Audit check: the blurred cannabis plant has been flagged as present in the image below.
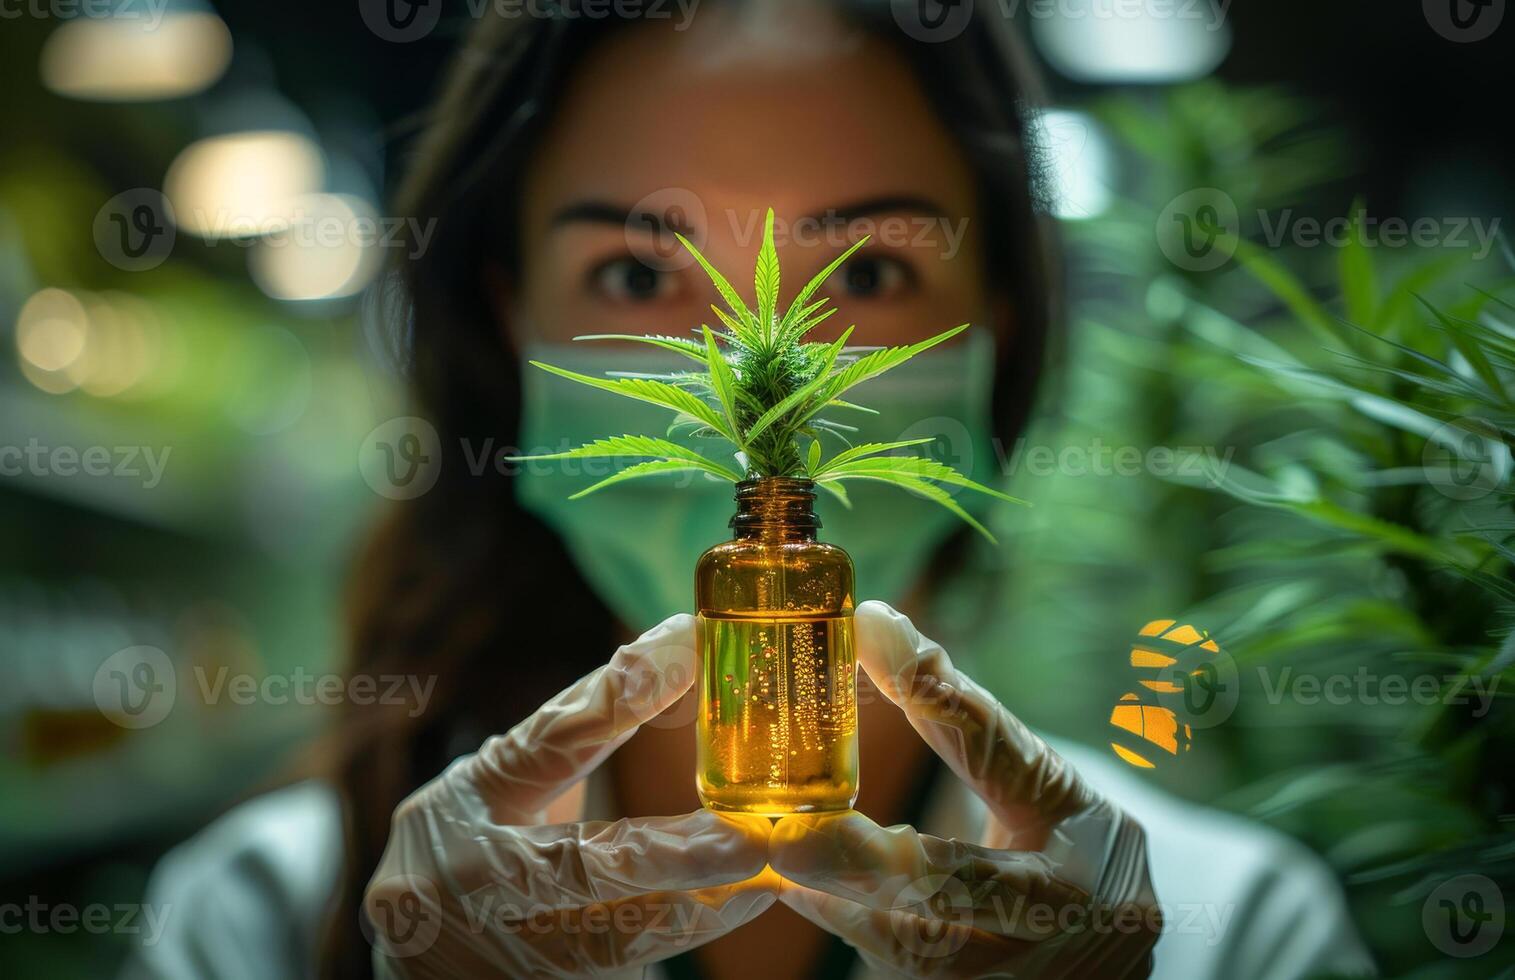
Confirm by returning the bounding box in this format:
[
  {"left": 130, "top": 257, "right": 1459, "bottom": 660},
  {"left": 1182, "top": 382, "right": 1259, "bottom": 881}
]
[
  {"left": 985, "top": 82, "right": 1512, "bottom": 977},
  {"left": 1176, "top": 227, "right": 1515, "bottom": 974}
]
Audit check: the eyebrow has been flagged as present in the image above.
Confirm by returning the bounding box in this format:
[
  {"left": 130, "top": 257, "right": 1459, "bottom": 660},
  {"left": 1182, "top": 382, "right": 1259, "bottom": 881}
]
[
  {"left": 806, "top": 194, "right": 949, "bottom": 223},
  {"left": 550, "top": 201, "right": 639, "bottom": 228},
  {"left": 548, "top": 194, "right": 952, "bottom": 233}
]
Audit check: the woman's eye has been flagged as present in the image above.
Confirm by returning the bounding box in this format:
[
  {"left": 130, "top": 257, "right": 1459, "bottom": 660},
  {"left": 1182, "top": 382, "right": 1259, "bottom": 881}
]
[
  {"left": 828, "top": 254, "right": 914, "bottom": 299},
  {"left": 589, "top": 257, "right": 675, "bottom": 302}
]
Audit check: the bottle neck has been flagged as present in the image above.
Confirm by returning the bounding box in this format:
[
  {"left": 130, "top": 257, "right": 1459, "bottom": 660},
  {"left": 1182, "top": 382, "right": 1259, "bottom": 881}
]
[{"left": 730, "top": 477, "right": 820, "bottom": 542}]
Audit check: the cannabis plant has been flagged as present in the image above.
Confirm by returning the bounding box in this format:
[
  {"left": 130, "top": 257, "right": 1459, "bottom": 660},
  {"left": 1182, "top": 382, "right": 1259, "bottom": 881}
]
[
  {"left": 1002, "top": 81, "right": 1513, "bottom": 976},
  {"left": 512, "top": 208, "right": 1020, "bottom": 540},
  {"left": 1186, "top": 220, "right": 1515, "bottom": 962}
]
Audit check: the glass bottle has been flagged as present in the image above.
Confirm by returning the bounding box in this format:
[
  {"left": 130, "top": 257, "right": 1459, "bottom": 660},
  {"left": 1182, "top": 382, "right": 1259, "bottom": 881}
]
[{"left": 695, "top": 477, "right": 858, "bottom": 815}]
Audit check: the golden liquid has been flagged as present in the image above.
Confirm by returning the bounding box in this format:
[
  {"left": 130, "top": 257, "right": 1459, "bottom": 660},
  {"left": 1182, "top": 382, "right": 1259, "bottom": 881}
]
[{"left": 696, "top": 610, "right": 858, "bottom": 815}]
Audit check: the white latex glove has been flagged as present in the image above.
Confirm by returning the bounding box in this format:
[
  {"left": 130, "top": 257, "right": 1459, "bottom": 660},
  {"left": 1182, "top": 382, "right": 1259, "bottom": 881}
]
[
  {"left": 770, "top": 601, "right": 1160, "bottom": 978},
  {"left": 363, "top": 614, "right": 775, "bottom": 979}
]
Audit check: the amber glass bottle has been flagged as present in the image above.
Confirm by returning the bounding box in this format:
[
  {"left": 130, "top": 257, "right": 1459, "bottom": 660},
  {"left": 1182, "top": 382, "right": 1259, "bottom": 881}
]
[{"left": 695, "top": 477, "right": 858, "bottom": 815}]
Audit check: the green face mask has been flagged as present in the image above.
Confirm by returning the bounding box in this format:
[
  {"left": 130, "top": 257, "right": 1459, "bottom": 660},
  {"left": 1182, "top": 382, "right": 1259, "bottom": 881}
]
[{"left": 515, "top": 332, "right": 1000, "bottom": 630}]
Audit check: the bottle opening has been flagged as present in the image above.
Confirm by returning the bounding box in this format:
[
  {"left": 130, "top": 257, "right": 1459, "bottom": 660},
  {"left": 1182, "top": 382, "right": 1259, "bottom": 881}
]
[{"left": 731, "top": 477, "right": 821, "bottom": 534}]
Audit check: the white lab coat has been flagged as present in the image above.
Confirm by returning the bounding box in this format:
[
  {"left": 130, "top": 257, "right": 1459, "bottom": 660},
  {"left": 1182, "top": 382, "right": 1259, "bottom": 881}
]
[{"left": 119, "top": 740, "right": 1376, "bottom": 979}]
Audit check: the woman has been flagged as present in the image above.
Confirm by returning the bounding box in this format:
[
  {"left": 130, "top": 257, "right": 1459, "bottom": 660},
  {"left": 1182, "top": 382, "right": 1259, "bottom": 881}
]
[{"left": 125, "top": 2, "right": 1377, "bottom": 978}]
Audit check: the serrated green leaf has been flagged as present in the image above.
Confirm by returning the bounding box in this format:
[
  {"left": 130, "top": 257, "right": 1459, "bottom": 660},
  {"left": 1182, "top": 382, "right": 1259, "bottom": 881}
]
[
  {"left": 529, "top": 361, "right": 736, "bottom": 443},
  {"left": 817, "top": 454, "right": 1026, "bottom": 504},
  {"left": 568, "top": 459, "right": 714, "bottom": 499},
  {"left": 816, "top": 480, "right": 852, "bottom": 508},
  {"left": 779, "top": 236, "right": 870, "bottom": 338},
  {"left": 755, "top": 208, "right": 780, "bottom": 344},
  {"left": 709, "top": 306, "right": 752, "bottom": 345},
  {"left": 606, "top": 369, "right": 705, "bottom": 386},
  {"left": 507, "top": 434, "right": 742, "bottom": 482},
  {"left": 788, "top": 297, "right": 830, "bottom": 330},
  {"left": 702, "top": 326, "right": 745, "bottom": 451},
  {"left": 811, "top": 438, "right": 936, "bottom": 476},
  {"left": 819, "top": 469, "right": 998, "bottom": 543},
  {"left": 788, "top": 306, "right": 838, "bottom": 341},
  {"left": 806, "top": 438, "right": 821, "bottom": 475},
  {"left": 573, "top": 334, "right": 708, "bottom": 363},
  {"left": 822, "top": 323, "right": 970, "bottom": 402},
  {"left": 677, "top": 232, "right": 757, "bottom": 343},
  {"left": 826, "top": 398, "right": 878, "bottom": 414},
  {"left": 666, "top": 417, "right": 722, "bottom": 440}
]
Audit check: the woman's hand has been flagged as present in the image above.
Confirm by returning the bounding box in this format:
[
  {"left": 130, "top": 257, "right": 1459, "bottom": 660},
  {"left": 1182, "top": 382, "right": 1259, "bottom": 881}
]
[
  {"left": 769, "top": 601, "right": 1161, "bottom": 979},
  {"left": 363, "top": 614, "right": 775, "bottom": 979}
]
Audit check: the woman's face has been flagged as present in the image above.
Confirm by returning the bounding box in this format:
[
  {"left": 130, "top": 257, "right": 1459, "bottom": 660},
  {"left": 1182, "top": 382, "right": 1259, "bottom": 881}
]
[{"left": 507, "top": 6, "right": 991, "bottom": 351}]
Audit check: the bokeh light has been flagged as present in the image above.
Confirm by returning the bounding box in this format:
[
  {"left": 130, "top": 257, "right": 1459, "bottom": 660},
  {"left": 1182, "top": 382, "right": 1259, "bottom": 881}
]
[
  {"left": 163, "top": 131, "right": 325, "bottom": 239},
  {"left": 70, "top": 292, "right": 159, "bottom": 397},
  {"left": 39, "top": 12, "right": 233, "bottom": 102},
  {"left": 1032, "top": 109, "right": 1115, "bottom": 221},
  {"left": 15, "top": 288, "right": 93, "bottom": 396},
  {"left": 1031, "top": 2, "right": 1232, "bottom": 84},
  {"left": 248, "top": 193, "right": 382, "bottom": 302},
  {"left": 14, "top": 289, "right": 165, "bottom": 398}
]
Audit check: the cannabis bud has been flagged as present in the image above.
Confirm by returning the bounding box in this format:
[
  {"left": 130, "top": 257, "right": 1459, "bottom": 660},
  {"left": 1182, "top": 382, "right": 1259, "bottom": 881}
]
[{"left": 510, "top": 208, "right": 1021, "bottom": 541}]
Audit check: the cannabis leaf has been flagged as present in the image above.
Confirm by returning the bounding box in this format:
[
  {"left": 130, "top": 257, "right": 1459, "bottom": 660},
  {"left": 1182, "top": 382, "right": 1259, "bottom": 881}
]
[
  {"left": 526, "top": 361, "right": 738, "bottom": 443},
  {"left": 510, "top": 434, "right": 742, "bottom": 486},
  {"left": 574, "top": 334, "right": 709, "bottom": 363},
  {"left": 755, "top": 209, "right": 780, "bottom": 344}
]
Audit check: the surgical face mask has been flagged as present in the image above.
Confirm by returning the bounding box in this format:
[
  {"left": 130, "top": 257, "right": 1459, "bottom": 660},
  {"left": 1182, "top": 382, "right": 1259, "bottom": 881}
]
[{"left": 515, "top": 331, "right": 1000, "bottom": 630}]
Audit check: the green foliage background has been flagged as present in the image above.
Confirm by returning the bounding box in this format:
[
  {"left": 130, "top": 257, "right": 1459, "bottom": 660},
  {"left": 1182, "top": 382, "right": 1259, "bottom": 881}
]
[{"left": 966, "top": 83, "right": 1513, "bottom": 977}]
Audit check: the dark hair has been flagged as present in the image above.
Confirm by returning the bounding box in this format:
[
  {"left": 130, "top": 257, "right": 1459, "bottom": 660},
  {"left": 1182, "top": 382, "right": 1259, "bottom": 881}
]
[{"left": 321, "top": 3, "right": 1060, "bottom": 976}]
